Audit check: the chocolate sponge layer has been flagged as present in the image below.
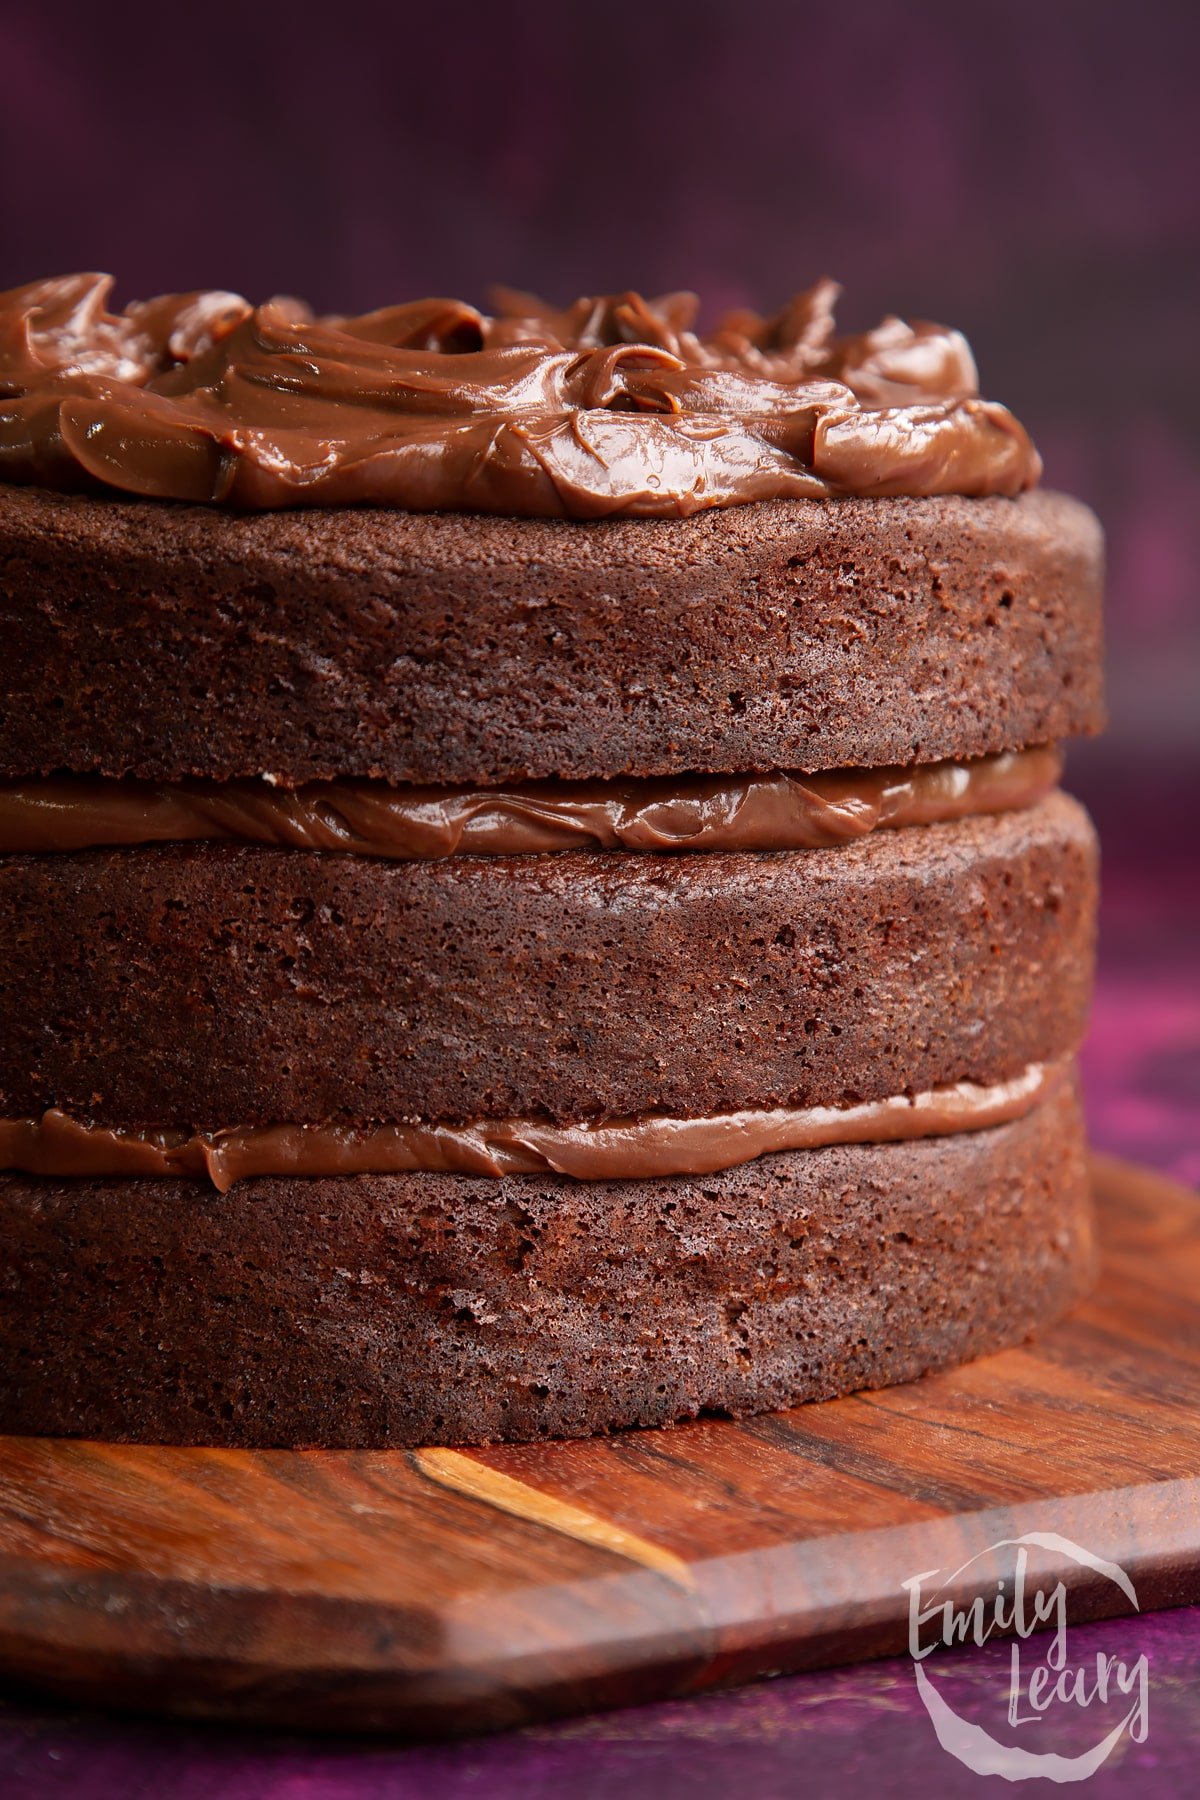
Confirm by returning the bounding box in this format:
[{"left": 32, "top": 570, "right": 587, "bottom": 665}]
[
  {"left": 0, "top": 1076, "right": 1095, "bottom": 1448},
  {"left": 0, "top": 791, "right": 1097, "bottom": 1128},
  {"left": 0, "top": 486, "right": 1103, "bottom": 784}
]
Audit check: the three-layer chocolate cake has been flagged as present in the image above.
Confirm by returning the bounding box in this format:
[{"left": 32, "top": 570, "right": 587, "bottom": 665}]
[{"left": 0, "top": 276, "right": 1103, "bottom": 1445}]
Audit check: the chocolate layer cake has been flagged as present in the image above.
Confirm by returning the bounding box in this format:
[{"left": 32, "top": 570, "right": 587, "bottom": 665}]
[{"left": 0, "top": 275, "right": 1104, "bottom": 1446}]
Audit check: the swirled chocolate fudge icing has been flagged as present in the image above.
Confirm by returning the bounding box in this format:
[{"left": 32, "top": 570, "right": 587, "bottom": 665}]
[{"left": 1, "top": 274, "right": 1038, "bottom": 512}]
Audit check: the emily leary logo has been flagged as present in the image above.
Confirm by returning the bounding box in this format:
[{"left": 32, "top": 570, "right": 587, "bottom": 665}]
[{"left": 903, "top": 1532, "right": 1150, "bottom": 1782}]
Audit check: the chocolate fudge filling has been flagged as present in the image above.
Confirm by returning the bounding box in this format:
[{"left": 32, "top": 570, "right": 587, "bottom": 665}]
[
  {"left": 0, "top": 746, "right": 1060, "bottom": 856},
  {"left": 0, "top": 1060, "right": 1065, "bottom": 1190}
]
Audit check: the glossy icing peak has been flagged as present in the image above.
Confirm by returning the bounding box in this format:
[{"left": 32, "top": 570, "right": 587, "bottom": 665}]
[{"left": 0, "top": 274, "right": 1041, "bottom": 515}]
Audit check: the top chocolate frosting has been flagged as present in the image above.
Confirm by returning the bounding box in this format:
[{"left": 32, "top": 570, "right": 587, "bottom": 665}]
[{"left": 0, "top": 274, "right": 1042, "bottom": 516}]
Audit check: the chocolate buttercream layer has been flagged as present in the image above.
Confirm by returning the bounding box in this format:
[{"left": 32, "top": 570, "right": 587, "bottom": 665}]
[
  {"left": 0, "top": 1080, "right": 1095, "bottom": 1447},
  {"left": 0, "top": 276, "right": 1040, "bottom": 516},
  {"left": 0, "top": 1061, "right": 1062, "bottom": 1191},
  {"left": 0, "top": 747, "right": 1060, "bottom": 857},
  {"left": 0, "top": 794, "right": 1098, "bottom": 1127},
  {"left": 0, "top": 485, "right": 1105, "bottom": 785}
]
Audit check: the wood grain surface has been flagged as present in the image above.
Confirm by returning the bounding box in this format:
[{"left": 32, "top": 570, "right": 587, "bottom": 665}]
[{"left": 0, "top": 1153, "right": 1196, "bottom": 1738}]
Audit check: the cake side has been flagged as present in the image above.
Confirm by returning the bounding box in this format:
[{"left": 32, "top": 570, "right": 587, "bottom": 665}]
[
  {"left": 0, "top": 485, "right": 1103, "bottom": 784},
  {"left": 0, "top": 792, "right": 1097, "bottom": 1126}
]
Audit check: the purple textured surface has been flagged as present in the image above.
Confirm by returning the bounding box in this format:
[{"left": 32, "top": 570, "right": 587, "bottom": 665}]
[
  {"left": 0, "top": 0, "right": 1197, "bottom": 1789},
  {"left": 1079, "top": 792, "right": 1200, "bottom": 1191},
  {"left": 0, "top": 1605, "right": 1196, "bottom": 1798}
]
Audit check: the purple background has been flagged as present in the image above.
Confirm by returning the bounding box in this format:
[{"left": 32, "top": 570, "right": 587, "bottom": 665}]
[{"left": 0, "top": 0, "right": 1197, "bottom": 1789}]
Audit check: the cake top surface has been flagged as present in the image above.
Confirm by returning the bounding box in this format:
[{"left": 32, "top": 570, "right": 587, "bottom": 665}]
[{"left": 0, "top": 275, "right": 1042, "bottom": 518}]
